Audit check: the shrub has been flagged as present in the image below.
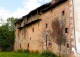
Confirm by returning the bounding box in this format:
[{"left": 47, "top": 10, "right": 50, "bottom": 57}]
[
  {"left": 41, "top": 50, "right": 58, "bottom": 57},
  {"left": 17, "top": 49, "right": 23, "bottom": 53},
  {"left": 23, "top": 49, "right": 30, "bottom": 53},
  {"left": 34, "top": 51, "right": 39, "bottom": 54},
  {"left": 17, "top": 49, "right": 30, "bottom": 53}
]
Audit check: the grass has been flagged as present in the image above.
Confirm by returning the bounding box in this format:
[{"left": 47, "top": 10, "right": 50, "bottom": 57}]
[
  {"left": 0, "top": 51, "right": 60, "bottom": 57},
  {"left": 0, "top": 52, "right": 40, "bottom": 57}
]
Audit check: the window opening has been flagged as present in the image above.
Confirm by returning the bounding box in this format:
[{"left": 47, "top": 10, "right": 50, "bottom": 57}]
[
  {"left": 65, "top": 28, "right": 68, "bottom": 33},
  {"left": 62, "top": 11, "right": 65, "bottom": 16},
  {"left": 28, "top": 43, "right": 29, "bottom": 48},
  {"left": 46, "top": 24, "right": 48, "bottom": 28},
  {"left": 32, "top": 28, "right": 34, "bottom": 32},
  {"left": 67, "top": 43, "right": 69, "bottom": 48},
  {"left": 30, "top": 38, "right": 31, "bottom": 40},
  {"left": 20, "top": 44, "right": 21, "bottom": 48}
]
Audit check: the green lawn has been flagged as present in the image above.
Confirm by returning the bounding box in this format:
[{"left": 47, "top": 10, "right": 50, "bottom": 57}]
[
  {"left": 0, "top": 52, "right": 41, "bottom": 57},
  {"left": 0, "top": 51, "right": 59, "bottom": 57}
]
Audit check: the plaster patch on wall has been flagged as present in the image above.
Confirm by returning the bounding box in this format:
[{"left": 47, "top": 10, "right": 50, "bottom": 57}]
[{"left": 74, "top": 0, "right": 80, "bottom": 55}]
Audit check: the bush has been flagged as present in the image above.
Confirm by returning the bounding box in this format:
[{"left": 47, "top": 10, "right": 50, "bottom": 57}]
[
  {"left": 23, "top": 49, "right": 30, "bottom": 53},
  {"left": 17, "top": 49, "right": 23, "bottom": 53},
  {"left": 34, "top": 51, "right": 39, "bottom": 54},
  {"left": 41, "top": 50, "right": 58, "bottom": 57},
  {"left": 17, "top": 49, "right": 30, "bottom": 53}
]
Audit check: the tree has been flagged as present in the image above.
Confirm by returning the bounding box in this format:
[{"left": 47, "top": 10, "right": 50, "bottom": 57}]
[
  {"left": 0, "top": 17, "right": 18, "bottom": 51},
  {"left": 7, "top": 17, "right": 18, "bottom": 31}
]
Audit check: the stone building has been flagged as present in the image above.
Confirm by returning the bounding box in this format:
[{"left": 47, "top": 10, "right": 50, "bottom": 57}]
[{"left": 14, "top": 0, "right": 80, "bottom": 57}]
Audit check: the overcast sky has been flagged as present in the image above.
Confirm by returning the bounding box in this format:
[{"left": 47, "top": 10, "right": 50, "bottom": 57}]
[{"left": 0, "top": 0, "right": 51, "bottom": 20}]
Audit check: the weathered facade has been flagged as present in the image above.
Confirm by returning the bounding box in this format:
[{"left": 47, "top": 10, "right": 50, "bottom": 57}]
[{"left": 14, "top": 0, "right": 80, "bottom": 57}]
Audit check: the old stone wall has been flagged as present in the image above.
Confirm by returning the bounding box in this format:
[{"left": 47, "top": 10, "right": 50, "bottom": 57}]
[
  {"left": 14, "top": 0, "right": 75, "bottom": 57},
  {"left": 40, "top": 1, "right": 70, "bottom": 56}
]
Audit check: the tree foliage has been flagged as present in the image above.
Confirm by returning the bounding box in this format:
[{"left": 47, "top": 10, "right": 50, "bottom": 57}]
[{"left": 0, "top": 17, "right": 18, "bottom": 51}]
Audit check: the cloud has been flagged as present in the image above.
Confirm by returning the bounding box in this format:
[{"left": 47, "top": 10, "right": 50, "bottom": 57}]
[
  {"left": 11, "top": 0, "right": 43, "bottom": 18},
  {"left": 0, "top": 7, "right": 9, "bottom": 16},
  {"left": 22, "top": 0, "right": 51, "bottom": 14},
  {"left": 44, "top": 0, "right": 51, "bottom": 2},
  {"left": 11, "top": 8, "right": 28, "bottom": 18},
  {"left": 23, "top": 0, "right": 41, "bottom": 12},
  {"left": 0, "top": 7, "right": 10, "bottom": 20},
  {"left": 0, "top": 0, "right": 51, "bottom": 21}
]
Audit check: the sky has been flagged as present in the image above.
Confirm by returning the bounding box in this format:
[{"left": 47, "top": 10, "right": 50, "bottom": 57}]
[{"left": 0, "top": 0, "right": 51, "bottom": 21}]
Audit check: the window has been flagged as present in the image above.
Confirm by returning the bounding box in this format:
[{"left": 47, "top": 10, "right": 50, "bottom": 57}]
[
  {"left": 20, "top": 44, "right": 21, "bottom": 48},
  {"left": 49, "top": 42, "right": 52, "bottom": 45},
  {"left": 65, "top": 28, "right": 68, "bottom": 33},
  {"left": 67, "top": 43, "right": 69, "bottom": 48},
  {"left": 46, "top": 24, "right": 48, "bottom": 28},
  {"left": 62, "top": 11, "right": 65, "bottom": 16},
  {"left": 32, "top": 27, "right": 34, "bottom": 32},
  {"left": 30, "top": 38, "right": 31, "bottom": 40}
]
